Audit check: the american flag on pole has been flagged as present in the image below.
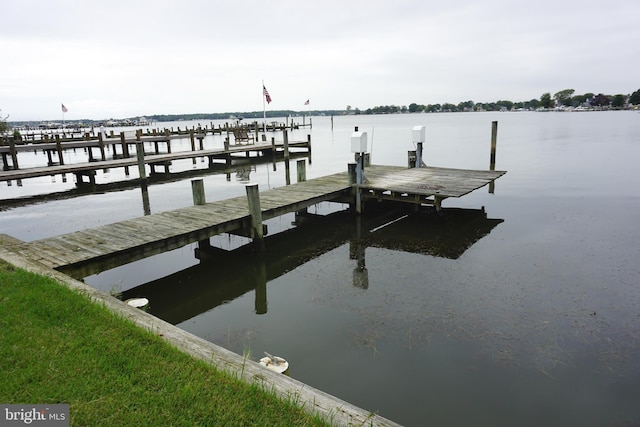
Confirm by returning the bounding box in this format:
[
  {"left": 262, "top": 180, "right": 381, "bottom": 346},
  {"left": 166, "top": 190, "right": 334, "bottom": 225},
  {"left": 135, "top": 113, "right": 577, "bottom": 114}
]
[
  {"left": 304, "top": 99, "right": 310, "bottom": 105},
  {"left": 61, "top": 103, "right": 68, "bottom": 113},
  {"left": 263, "top": 85, "right": 272, "bottom": 104}
]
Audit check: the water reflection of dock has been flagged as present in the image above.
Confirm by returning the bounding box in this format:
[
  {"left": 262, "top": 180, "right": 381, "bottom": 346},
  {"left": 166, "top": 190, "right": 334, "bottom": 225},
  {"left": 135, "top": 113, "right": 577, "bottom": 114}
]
[{"left": 120, "top": 205, "right": 503, "bottom": 324}]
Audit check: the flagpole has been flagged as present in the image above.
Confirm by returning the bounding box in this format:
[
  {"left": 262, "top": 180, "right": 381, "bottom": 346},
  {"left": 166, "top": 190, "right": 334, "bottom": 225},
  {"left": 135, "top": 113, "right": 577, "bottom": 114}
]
[{"left": 262, "top": 80, "right": 266, "bottom": 125}]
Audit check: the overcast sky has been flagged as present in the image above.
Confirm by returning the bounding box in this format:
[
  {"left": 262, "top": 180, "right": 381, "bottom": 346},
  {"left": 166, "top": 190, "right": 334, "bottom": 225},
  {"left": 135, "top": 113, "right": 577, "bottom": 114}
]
[{"left": 2, "top": 0, "right": 638, "bottom": 121}]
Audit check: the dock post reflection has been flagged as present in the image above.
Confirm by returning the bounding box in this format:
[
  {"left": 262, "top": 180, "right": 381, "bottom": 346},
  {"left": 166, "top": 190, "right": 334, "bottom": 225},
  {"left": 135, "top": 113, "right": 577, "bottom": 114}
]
[
  {"left": 254, "top": 251, "right": 268, "bottom": 314},
  {"left": 350, "top": 215, "right": 369, "bottom": 289}
]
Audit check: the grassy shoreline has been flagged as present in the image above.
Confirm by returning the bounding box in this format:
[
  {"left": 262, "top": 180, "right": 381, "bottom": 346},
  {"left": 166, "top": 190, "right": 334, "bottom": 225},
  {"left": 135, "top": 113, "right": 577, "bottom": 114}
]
[{"left": 0, "top": 259, "right": 329, "bottom": 426}]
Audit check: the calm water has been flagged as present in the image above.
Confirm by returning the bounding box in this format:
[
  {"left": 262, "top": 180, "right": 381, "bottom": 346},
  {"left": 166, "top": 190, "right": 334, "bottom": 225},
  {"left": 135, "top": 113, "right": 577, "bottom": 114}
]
[{"left": 2, "top": 112, "right": 639, "bottom": 426}]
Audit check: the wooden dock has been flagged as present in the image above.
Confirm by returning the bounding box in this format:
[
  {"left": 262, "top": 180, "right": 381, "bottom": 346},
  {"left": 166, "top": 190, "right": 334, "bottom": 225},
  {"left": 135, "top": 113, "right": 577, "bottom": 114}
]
[
  {"left": 2, "top": 164, "right": 505, "bottom": 275},
  {"left": 0, "top": 138, "right": 311, "bottom": 184},
  {"left": 1, "top": 125, "right": 310, "bottom": 172}
]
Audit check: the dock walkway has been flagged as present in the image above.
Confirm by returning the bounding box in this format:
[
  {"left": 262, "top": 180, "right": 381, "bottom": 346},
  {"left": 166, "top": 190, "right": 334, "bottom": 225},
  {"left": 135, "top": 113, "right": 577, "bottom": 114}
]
[{"left": 6, "top": 165, "right": 505, "bottom": 272}]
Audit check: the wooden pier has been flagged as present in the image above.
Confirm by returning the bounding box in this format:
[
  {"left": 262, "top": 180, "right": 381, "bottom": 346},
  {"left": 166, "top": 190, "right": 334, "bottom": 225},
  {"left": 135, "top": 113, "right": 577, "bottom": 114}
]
[
  {"left": 3, "top": 164, "right": 505, "bottom": 275},
  {"left": 0, "top": 137, "right": 311, "bottom": 185},
  {"left": 1, "top": 124, "right": 309, "bottom": 172},
  {"left": 5, "top": 119, "right": 312, "bottom": 145}
]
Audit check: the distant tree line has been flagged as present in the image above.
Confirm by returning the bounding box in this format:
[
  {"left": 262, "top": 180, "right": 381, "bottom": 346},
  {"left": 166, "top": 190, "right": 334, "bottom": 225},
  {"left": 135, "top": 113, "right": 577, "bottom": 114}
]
[
  {"left": 5, "top": 89, "right": 640, "bottom": 129},
  {"left": 145, "top": 110, "right": 344, "bottom": 123},
  {"left": 359, "top": 88, "right": 640, "bottom": 114}
]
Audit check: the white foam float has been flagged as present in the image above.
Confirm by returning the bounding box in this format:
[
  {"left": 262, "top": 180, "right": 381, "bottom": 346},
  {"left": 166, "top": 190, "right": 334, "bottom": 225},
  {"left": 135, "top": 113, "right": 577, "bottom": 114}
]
[
  {"left": 125, "top": 297, "right": 149, "bottom": 309},
  {"left": 259, "top": 352, "right": 289, "bottom": 374}
]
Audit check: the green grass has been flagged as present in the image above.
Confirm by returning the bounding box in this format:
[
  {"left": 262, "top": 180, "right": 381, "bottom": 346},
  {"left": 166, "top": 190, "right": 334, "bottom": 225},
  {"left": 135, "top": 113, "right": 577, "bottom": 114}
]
[{"left": 0, "top": 259, "right": 330, "bottom": 426}]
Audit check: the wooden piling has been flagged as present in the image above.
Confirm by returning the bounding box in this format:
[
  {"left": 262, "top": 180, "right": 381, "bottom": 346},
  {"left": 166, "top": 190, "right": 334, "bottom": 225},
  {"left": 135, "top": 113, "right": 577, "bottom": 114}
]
[
  {"left": 283, "top": 130, "right": 290, "bottom": 160},
  {"left": 192, "top": 179, "right": 209, "bottom": 249},
  {"left": 55, "top": 135, "right": 65, "bottom": 165},
  {"left": 136, "top": 142, "right": 146, "bottom": 180},
  {"left": 191, "top": 179, "right": 206, "bottom": 205},
  {"left": 245, "top": 183, "right": 265, "bottom": 251},
  {"left": 119, "top": 132, "right": 129, "bottom": 158},
  {"left": 355, "top": 154, "right": 364, "bottom": 214},
  {"left": 189, "top": 130, "right": 196, "bottom": 165},
  {"left": 416, "top": 142, "right": 423, "bottom": 168},
  {"left": 8, "top": 139, "right": 18, "bottom": 170},
  {"left": 165, "top": 129, "right": 172, "bottom": 153},
  {"left": 490, "top": 121, "right": 498, "bottom": 169},
  {"left": 271, "top": 137, "right": 277, "bottom": 171},
  {"left": 296, "top": 160, "right": 306, "bottom": 182},
  {"left": 407, "top": 150, "right": 417, "bottom": 168},
  {"left": 97, "top": 133, "right": 106, "bottom": 161},
  {"left": 489, "top": 121, "right": 498, "bottom": 194}
]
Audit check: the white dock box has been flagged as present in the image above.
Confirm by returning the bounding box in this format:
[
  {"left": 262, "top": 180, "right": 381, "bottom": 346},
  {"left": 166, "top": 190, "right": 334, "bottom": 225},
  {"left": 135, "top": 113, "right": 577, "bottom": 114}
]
[
  {"left": 412, "top": 125, "right": 426, "bottom": 144},
  {"left": 351, "top": 131, "right": 368, "bottom": 153}
]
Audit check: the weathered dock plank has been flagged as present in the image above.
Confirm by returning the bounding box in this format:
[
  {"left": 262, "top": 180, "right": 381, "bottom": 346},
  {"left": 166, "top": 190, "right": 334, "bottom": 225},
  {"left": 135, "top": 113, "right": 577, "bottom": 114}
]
[{"left": 362, "top": 165, "right": 505, "bottom": 198}]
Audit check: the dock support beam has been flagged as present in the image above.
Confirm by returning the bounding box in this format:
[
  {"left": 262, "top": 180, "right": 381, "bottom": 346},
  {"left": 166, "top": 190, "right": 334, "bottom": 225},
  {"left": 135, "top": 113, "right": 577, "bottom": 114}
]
[
  {"left": 245, "top": 183, "right": 265, "bottom": 251},
  {"left": 489, "top": 120, "right": 498, "bottom": 194}
]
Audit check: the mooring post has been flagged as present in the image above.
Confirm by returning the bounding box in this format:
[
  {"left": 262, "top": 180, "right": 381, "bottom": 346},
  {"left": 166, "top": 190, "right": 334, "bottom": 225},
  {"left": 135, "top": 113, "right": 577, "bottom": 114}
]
[
  {"left": 407, "top": 150, "right": 417, "bottom": 168},
  {"left": 490, "top": 120, "right": 498, "bottom": 169},
  {"left": 296, "top": 159, "right": 306, "bottom": 182},
  {"left": 489, "top": 120, "right": 498, "bottom": 194},
  {"left": 55, "top": 135, "right": 65, "bottom": 165},
  {"left": 119, "top": 131, "right": 129, "bottom": 158},
  {"left": 245, "top": 183, "right": 265, "bottom": 251},
  {"left": 165, "top": 129, "right": 172, "bottom": 153},
  {"left": 412, "top": 125, "right": 426, "bottom": 168},
  {"left": 8, "top": 139, "right": 18, "bottom": 170},
  {"left": 192, "top": 179, "right": 210, "bottom": 249},
  {"left": 189, "top": 130, "right": 196, "bottom": 165},
  {"left": 307, "top": 134, "right": 312, "bottom": 164},
  {"left": 191, "top": 179, "right": 206, "bottom": 205},
  {"left": 294, "top": 154, "right": 309, "bottom": 216},
  {"left": 271, "top": 137, "right": 277, "bottom": 171},
  {"left": 283, "top": 129, "right": 290, "bottom": 160},
  {"left": 351, "top": 129, "right": 368, "bottom": 214},
  {"left": 96, "top": 132, "right": 106, "bottom": 161},
  {"left": 136, "top": 142, "right": 146, "bottom": 180},
  {"left": 254, "top": 121, "right": 259, "bottom": 144},
  {"left": 283, "top": 130, "right": 291, "bottom": 185}
]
